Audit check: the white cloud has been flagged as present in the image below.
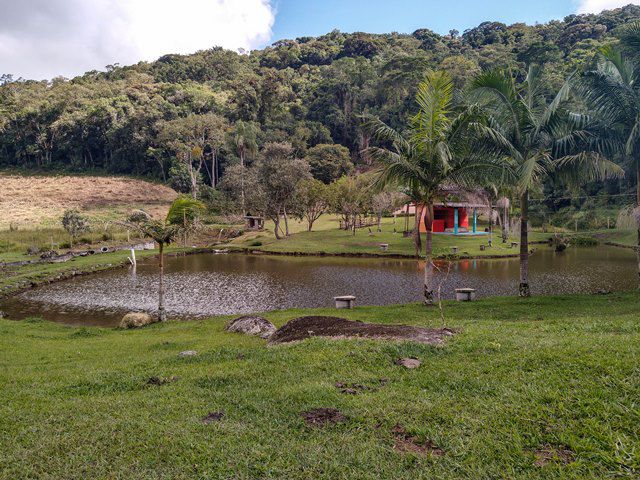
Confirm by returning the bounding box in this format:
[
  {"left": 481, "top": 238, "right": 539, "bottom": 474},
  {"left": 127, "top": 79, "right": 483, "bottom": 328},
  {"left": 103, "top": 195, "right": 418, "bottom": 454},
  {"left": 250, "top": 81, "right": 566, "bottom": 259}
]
[
  {"left": 576, "top": 0, "right": 640, "bottom": 14},
  {"left": 0, "top": 0, "right": 275, "bottom": 80}
]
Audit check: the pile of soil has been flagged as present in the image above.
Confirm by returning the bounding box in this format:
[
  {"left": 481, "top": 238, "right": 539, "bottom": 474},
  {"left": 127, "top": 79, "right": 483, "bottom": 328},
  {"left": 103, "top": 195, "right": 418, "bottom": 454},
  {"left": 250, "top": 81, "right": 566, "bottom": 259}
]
[
  {"left": 392, "top": 425, "right": 444, "bottom": 457},
  {"left": 301, "top": 408, "right": 346, "bottom": 427},
  {"left": 269, "top": 316, "right": 455, "bottom": 345},
  {"left": 533, "top": 445, "right": 575, "bottom": 467},
  {"left": 146, "top": 375, "right": 180, "bottom": 386},
  {"left": 202, "top": 411, "right": 224, "bottom": 424}
]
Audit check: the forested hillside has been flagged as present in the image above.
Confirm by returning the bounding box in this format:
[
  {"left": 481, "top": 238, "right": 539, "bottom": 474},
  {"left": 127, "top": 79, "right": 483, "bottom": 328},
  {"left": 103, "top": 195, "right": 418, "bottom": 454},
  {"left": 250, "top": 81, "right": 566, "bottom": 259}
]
[{"left": 1, "top": 4, "right": 640, "bottom": 223}]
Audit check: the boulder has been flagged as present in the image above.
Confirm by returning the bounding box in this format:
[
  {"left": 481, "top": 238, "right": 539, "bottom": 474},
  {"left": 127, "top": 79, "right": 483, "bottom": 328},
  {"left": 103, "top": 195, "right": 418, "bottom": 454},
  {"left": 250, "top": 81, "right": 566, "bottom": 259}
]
[
  {"left": 226, "top": 315, "right": 276, "bottom": 339},
  {"left": 119, "top": 312, "right": 157, "bottom": 329},
  {"left": 396, "top": 358, "right": 421, "bottom": 369}
]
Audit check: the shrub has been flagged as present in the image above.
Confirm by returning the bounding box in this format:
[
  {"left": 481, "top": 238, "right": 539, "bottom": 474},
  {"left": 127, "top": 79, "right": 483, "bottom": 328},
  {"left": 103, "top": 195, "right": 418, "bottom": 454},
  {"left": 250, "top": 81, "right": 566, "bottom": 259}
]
[
  {"left": 569, "top": 235, "right": 599, "bottom": 247},
  {"left": 61, "top": 209, "right": 90, "bottom": 243},
  {"left": 101, "top": 232, "right": 113, "bottom": 241},
  {"left": 59, "top": 242, "right": 71, "bottom": 249},
  {"left": 249, "top": 241, "right": 263, "bottom": 247}
]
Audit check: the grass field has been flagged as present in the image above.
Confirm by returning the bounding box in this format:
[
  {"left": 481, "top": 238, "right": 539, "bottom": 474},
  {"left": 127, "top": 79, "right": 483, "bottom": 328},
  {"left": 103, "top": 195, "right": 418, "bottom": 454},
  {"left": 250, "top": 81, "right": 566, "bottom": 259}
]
[
  {"left": 0, "top": 173, "right": 177, "bottom": 229},
  {"left": 232, "top": 215, "right": 554, "bottom": 258},
  {"left": 592, "top": 228, "right": 639, "bottom": 247},
  {"left": 1, "top": 292, "right": 639, "bottom": 479}
]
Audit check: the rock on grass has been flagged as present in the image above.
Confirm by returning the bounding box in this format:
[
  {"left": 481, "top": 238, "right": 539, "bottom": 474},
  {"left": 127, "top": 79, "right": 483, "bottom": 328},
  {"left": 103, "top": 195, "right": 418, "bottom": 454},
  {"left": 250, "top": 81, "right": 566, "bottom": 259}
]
[
  {"left": 119, "top": 312, "right": 157, "bottom": 329},
  {"left": 226, "top": 316, "right": 276, "bottom": 339}
]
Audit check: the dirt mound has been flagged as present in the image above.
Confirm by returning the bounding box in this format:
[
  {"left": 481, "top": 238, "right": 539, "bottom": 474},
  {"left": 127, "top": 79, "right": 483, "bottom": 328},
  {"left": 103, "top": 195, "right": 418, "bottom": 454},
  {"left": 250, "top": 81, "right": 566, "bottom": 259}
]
[
  {"left": 146, "top": 375, "right": 180, "bottom": 386},
  {"left": 533, "top": 445, "right": 575, "bottom": 467},
  {"left": 269, "top": 316, "right": 454, "bottom": 345},
  {"left": 301, "top": 408, "right": 346, "bottom": 427},
  {"left": 392, "top": 425, "right": 444, "bottom": 457},
  {"left": 202, "top": 411, "right": 224, "bottom": 424}
]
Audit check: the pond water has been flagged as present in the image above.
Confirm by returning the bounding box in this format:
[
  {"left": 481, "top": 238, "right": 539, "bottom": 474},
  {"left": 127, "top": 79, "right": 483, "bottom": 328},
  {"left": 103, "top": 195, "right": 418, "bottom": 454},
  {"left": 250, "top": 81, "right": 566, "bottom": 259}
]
[{"left": 1, "top": 246, "right": 637, "bottom": 327}]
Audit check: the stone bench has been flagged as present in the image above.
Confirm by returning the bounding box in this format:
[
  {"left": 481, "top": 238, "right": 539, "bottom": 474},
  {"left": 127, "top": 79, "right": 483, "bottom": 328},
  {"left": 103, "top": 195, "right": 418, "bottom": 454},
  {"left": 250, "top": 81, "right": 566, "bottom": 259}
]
[
  {"left": 455, "top": 288, "right": 476, "bottom": 302},
  {"left": 451, "top": 246, "right": 459, "bottom": 254},
  {"left": 334, "top": 295, "right": 356, "bottom": 309},
  {"left": 379, "top": 243, "right": 389, "bottom": 252}
]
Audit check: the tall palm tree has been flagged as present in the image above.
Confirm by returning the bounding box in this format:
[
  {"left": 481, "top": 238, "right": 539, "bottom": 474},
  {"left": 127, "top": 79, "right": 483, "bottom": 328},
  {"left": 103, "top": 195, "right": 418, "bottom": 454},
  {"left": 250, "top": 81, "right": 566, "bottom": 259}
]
[
  {"left": 469, "top": 66, "right": 623, "bottom": 297},
  {"left": 126, "top": 197, "right": 204, "bottom": 322},
  {"left": 368, "top": 71, "right": 507, "bottom": 304},
  {"left": 573, "top": 36, "right": 640, "bottom": 282}
]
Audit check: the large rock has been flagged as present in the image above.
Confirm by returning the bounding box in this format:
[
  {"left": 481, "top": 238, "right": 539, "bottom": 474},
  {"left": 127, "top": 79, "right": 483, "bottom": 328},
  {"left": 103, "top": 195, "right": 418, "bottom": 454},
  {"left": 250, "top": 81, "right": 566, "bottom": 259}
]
[
  {"left": 119, "top": 312, "right": 157, "bottom": 329},
  {"left": 226, "top": 315, "right": 276, "bottom": 339}
]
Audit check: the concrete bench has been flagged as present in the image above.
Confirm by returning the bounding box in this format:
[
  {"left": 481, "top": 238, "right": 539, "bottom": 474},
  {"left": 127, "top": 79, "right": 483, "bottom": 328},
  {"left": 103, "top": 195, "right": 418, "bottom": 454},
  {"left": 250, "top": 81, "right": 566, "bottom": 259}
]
[
  {"left": 455, "top": 288, "right": 476, "bottom": 302},
  {"left": 451, "top": 246, "right": 459, "bottom": 254},
  {"left": 334, "top": 295, "right": 356, "bottom": 309},
  {"left": 379, "top": 243, "right": 389, "bottom": 252}
]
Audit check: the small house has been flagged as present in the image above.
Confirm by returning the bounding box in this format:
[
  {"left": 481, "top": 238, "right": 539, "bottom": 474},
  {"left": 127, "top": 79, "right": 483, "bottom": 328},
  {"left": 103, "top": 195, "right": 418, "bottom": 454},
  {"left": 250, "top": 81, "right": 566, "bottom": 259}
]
[{"left": 419, "top": 202, "right": 486, "bottom": 234}]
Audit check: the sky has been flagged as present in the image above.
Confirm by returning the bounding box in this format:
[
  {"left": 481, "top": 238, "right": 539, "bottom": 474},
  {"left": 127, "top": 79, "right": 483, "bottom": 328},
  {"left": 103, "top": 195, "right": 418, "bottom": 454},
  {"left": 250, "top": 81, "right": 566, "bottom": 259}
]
[{"left": 1, "top": 0, "right": 639, "bottom": 80}]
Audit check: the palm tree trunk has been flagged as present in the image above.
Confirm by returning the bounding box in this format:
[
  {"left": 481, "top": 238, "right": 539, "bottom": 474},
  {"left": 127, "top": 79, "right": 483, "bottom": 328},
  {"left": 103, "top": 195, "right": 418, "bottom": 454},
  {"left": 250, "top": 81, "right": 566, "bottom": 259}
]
[
  {"left": 423, "top": 203, "right": 435, "bottom": 305},
  {"left": 414, "top": 203, "right": 424, "bottom": 258},
  {"left": 519, "top": 191, "right": 531, "bottom": 297},
  {"left": 502, "top": 205, "right": 509, "bottom": 243},
  {"left": 636, "top": 160, "right": 640, "bottom": 288},
  {"left": 158, "top": 242, "right": 166, "bottom": 322}
]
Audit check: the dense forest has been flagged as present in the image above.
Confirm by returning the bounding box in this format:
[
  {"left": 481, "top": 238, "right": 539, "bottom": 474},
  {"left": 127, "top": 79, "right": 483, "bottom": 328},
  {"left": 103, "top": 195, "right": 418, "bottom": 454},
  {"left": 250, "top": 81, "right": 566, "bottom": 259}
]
[{"left": 2, "top": 5, "right": 640, "bottom": 226}]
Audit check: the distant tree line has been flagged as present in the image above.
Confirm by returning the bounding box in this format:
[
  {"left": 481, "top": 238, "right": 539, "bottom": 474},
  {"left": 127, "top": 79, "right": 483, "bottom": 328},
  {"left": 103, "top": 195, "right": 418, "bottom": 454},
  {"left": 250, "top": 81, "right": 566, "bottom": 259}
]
[{"left": 1, "top": 5, "right": 640, "bottom": 207}]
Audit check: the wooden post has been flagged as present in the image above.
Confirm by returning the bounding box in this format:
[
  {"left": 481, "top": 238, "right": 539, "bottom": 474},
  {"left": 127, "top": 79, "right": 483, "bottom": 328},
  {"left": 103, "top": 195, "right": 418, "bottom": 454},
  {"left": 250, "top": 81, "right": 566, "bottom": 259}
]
[
  {"left": 129, "top": 248, "right": 137, "bottom": 268},
  {"left": 575, "top": 219, "right": 578, "bottom": 232}
]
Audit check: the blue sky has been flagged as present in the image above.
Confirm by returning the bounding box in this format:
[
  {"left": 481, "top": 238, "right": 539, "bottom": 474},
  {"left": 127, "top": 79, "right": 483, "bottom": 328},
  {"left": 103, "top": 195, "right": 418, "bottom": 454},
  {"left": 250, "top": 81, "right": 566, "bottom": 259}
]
[{"left": 270, "top": 0, "right": 582, "bottom": 42}]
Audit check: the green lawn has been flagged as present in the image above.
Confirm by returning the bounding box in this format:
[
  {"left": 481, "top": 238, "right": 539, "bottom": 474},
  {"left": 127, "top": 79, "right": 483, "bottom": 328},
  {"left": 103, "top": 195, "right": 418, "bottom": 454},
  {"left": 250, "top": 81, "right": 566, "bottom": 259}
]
[
  {"left": 591, "top": 228, "right": 638, "bottom": 247},
  {"left": 232, "top": 215, "right": 553, "bottom": 258},
  {"left": 1, "top": 293, "right": 639, "bottom": 479}
]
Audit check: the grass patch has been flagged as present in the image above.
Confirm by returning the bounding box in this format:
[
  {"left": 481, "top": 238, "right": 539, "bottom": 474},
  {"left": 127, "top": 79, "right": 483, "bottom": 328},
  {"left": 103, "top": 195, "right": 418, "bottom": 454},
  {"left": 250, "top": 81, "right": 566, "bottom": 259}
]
[
  {"left": 1, "top": 293, "right": 639, "bottom": 478},
  {"left": 231, "top": 215, "right": 553, "bottom": 259}
]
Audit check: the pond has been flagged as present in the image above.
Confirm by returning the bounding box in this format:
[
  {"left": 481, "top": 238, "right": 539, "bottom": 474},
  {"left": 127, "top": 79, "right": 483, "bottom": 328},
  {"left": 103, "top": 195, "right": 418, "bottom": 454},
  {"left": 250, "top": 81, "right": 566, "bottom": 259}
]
[{"left": 1, "top": 246, "right": 637, "bottom": 327}]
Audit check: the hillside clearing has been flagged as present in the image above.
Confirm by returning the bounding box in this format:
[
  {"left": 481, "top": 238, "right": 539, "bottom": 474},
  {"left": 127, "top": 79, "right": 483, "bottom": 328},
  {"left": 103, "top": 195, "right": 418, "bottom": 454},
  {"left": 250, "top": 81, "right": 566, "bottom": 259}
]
[{"left": 0, "top": 174, "right": 177, "bottom": 228}]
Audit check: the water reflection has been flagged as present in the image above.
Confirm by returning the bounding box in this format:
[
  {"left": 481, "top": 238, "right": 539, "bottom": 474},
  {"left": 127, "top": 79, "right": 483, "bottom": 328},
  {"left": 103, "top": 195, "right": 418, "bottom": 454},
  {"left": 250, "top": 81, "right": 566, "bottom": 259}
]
[{"left": 1, "top": 246, "right": 636, "bottom": 326}]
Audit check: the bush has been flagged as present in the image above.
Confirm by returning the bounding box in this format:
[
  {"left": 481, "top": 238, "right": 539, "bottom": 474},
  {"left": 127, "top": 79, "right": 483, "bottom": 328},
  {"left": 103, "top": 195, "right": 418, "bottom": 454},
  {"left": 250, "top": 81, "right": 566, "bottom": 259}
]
[
  {"left": 61, "top": 209, "right": 90, "bottom": 242},
  {"left": 101, "top": 232, "right": 113, "bottom": 241},
  {"left": 249, "top": 241, "right": 263, "bottom": 247},
  {"left": 78, "top": 237, "right": 92, "bottom": 245},
  {"left": 569, "top": 235, "right": 599, "bottom": 247},
  {"left": 59, "top": 242, "right": 71, "bottom": 249}
]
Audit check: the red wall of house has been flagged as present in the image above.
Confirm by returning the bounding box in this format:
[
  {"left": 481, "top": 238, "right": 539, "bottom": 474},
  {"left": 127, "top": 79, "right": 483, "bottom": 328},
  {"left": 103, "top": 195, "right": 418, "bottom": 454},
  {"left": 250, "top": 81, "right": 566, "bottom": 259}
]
[{"left": 419, "top": 206, "right": 468, "bottom": 233}]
